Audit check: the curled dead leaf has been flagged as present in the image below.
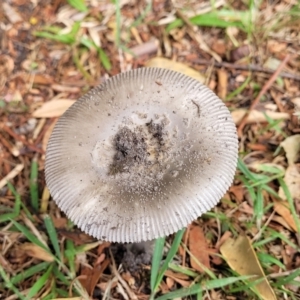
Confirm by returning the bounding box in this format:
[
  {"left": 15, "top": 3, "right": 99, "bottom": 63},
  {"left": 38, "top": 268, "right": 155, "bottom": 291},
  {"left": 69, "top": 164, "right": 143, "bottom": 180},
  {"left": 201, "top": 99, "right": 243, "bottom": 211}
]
[
  {"left": 280, "top": 135, "right": 300, "bottom": 166},
  {"left": 273, "top": 199, "right": 298, "bottom": 232},
  {"left": 20, "top": 243, "right": 54, "bottom": 262}
]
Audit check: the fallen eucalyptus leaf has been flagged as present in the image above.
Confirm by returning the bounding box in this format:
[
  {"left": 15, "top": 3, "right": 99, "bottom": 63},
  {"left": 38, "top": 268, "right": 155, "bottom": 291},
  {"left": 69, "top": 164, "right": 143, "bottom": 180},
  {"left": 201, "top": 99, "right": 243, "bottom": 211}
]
[
  {"left": 146, "top": 57, "right": 205, "bottom": 83},
  {"left": 231, "top": 109, "right": 289, "bottom": 125},
  {"left": 220, "top": 235, "right": 276, "bottom": 300},
  {"left": 33, "top": 99, "right": 76, "bottom": 118}
]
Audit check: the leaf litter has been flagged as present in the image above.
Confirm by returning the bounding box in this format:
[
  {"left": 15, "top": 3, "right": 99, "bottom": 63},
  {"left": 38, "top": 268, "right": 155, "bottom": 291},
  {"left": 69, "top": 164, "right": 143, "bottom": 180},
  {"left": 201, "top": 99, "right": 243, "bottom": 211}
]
[{"left": 1, "top": 0, "right": 300, "bottom": 299}]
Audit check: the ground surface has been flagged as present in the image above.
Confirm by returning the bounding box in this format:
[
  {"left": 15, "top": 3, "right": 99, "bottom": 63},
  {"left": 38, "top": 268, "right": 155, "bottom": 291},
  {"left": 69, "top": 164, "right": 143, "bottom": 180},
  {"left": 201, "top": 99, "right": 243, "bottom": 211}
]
[{"left": 0, "top": 0, "right": 300, "bottom": 299}]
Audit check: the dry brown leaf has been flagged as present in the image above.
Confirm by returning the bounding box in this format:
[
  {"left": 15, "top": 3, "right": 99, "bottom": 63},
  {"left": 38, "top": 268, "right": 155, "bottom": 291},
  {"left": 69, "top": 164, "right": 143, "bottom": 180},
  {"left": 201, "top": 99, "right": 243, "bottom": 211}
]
[
  {"left": 208, "top": 248, "right": 223, "bottom": 265},
  {"left": 279, "top": 164, "right": 300, "bottom": 201},
  {"left": 0, "top": 164, "right": 24, "bottom": 190},
  {"left": 145, "top": 57, "right": 205, "bottom": 83},
  {"left": 165, "top": 270, "right": 189, "bottom": 281},
  {"left": 164, "top": 271, "right": 190, "bottom": 288},
  {"left": 166, "top": 277, "right": 175, "bottom": 289},
  {"left": 97, "top": 241, "right": 111, "bottom": 256},
  {"left": 229, "top": 185, "right": 244, "bottom": 203},
  {"left": 273, "top": 199, "right": 298, "bottom": 232},
  {"left": 220, "top": 235, "right": 276, "bottom": 300},
  {"left": 79, "top": 258, "right": 110, "bottom": 296},
  {"left": 280, "top": 135, "right": 300, "bottom": 166},
  {"left": 188, "top": 224, "right": 210, "bottom": 273},
  {"left": 20, "top": 243, "right": 54, "bottom": 262},
  {"left": 32, "top": 74, "right": 54, "bottom": 85},
  {"left": 272, "top": 215, "right": 293, "bottom": 231},
  {"left": 33, "top": 99, "right": 75, "bottom": 118},
  {"left": 160, "top": 280, "right": 170, "bottom": 294},
  {"left": 231, "top": 109, "right": 289, "bottom": 125},
  {"left": 267, "top": 40, "right": 287, "bottom": 53}
]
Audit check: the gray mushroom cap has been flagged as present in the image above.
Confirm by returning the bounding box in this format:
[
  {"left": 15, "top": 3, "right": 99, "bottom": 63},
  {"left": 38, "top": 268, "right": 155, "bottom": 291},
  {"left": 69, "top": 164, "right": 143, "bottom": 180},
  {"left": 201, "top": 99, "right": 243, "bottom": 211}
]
[{"left": 45, "top": 68, "right": 238, "bottom": 243}]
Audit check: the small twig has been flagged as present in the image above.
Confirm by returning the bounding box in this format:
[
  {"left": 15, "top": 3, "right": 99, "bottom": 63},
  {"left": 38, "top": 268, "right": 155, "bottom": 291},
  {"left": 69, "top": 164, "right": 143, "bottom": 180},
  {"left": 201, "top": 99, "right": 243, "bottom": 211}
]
[
  {"left": 1, "top": 124, "right": 44, "bottom": 154},
  {"left": 268, "top": 269, "right": 300, "bottom": 279},
  {"left": 109, "top": 248, "right": 138, "bottom": 300},
  {"left": 251, "top": 210, "right": 275, "bottom": 243},
  {"left": 193, "top": 58, "right": 300, "bottom": 81},
  {"left": 182, "top": 224, "right": 191, "bottom": 267},
  {"left": 22, "top": 212, "right": 49, "bottom": 248},
  {"left": 191, "top": 100, "right": 201, "bottom": 117},
  {"left": 0, "top": 164, "right": 24, "bottom": 190},
  {"left": 237, "top": 54, "right": 291, "bottom": 136}
]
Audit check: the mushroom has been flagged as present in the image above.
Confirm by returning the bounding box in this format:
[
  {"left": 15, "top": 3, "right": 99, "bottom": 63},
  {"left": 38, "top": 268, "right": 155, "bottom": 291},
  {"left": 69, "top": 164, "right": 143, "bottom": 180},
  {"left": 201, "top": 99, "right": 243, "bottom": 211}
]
[{"left": 45, "top": 67, "right": 238, "bottom": 243}]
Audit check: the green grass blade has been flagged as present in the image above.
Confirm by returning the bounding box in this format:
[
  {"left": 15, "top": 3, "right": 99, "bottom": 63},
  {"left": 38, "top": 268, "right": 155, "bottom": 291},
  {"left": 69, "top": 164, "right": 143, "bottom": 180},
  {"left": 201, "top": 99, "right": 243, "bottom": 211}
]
[
  {"left": 11, "top": 220, "right": 50, "bottom": 252},
  {"left": 43, "top": 214, "right": 61, "bottom": 260},
  {"left": 0, "top": 182, "right": 21, "bottom": 223},
  {"left": 98, "top": 48, "right": 112, "bottom": 71},
  {"left": 190, "top": 13, "right": 245, "bottom": 29},
  {"left": 42, "top": 293, "right": 56, "bottom": 300},
  {"left": 30, "top": 157, "right": 39, "bottom": 211},
  {"left": 52, "top": 264, "right": 71, "bottom": 286},
  {"left": 67, "top": 0, "right": 88, "bottom": 12},
  {"left": 130, "top": 1, "right": 152, "bottom": 28},
  {"left": 166, "top": 19, "right": 184, "bottom": 32},
  {"left": 155, "top": 275, "right": 253, "bottom": 300},
  {"left": 150, "top": 236, "right": 165, "bottom": 291},
  {"left": 56, "top": 288, "right": 70, "bottom": 297},
  {"left": 226, "top": 75, "right": 251, "bottom": 101},
  {"left": 254, "top": 229, "right": 297, "bottom": 248},
  {"left": 205, "top": 275, "right": 255, "bottom": 289},
  {"left": 257, "top": 253, "right": 286, "bottom": 270},
  {"left": 154, "top": 228, "right": 185, "bottom": 292},
  {"left": 34, "top": 31, "right": 76, "bottom": 44},
  {"left": 168, "top": 263, "right": 198, "bottom": 278},
  {"left": 0, "top": 264, "right": 26, "bottom": 300},
  {"left": 278, "top": 177, "right": 300, "bottom": 233},
  {"left": 166, "top": 10, "right": 248, "bottom": 32},
  {"left": 254, "top": 186, "right": 264, "bottom": 229},
  {"left": 80, "top": 36, "right": 95, "bottom": 49},
  {"left": 65, "top": 239, "right": 76, "bottom": 275},
  {"left": 39, "top": 26, "right": 63, "bottom": 34},
  {"left": 69, "top": 21, "right": 81, "bottom": 37},
  {"left": 275, "top": 268, "right": 300, "bottom": 286},
  {"left": 26, "top": 264, "right": 53, "bottom": 299},
  {"left": 237, "top": 158, "right": 257, "bottom": 181},
  {"left": 72, "top": 49, "right": 92, "bottom": 81},
  {"left": 10, "top": 262, "right": 50, "bottom": 285}
]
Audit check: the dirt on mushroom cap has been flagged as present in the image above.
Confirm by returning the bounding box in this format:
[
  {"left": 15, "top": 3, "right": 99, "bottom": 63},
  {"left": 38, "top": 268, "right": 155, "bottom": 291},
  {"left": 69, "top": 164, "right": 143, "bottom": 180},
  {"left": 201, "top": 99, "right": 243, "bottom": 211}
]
[{"left": 45, "top": 68, "right": 238, "bottom": 243}]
